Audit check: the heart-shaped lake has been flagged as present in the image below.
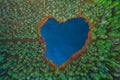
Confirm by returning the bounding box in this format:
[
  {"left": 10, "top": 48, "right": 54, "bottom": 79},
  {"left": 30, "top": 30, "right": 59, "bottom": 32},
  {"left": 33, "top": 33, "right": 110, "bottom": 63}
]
[{"left": 38, "top": 16, "right": 92, "bottom": 68}]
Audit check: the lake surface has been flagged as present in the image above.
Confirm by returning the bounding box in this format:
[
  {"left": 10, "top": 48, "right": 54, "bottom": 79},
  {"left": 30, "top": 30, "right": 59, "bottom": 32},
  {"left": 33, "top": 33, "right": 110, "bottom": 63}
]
[{"left": 40, "top": 17, "right": 90, "bottom": 66}]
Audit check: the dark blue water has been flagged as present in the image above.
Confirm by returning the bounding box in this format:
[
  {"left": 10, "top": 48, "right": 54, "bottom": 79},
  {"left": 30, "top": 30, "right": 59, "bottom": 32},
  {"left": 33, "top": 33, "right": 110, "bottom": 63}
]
[{"left": 40, "top": 17, "right": 90, "bottom": 66}]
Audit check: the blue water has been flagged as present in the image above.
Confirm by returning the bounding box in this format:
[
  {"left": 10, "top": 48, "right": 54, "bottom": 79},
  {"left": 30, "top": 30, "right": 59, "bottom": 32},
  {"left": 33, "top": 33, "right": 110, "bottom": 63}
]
[{"left": 40, "top": 17, "right": 90, "bottom": 66}]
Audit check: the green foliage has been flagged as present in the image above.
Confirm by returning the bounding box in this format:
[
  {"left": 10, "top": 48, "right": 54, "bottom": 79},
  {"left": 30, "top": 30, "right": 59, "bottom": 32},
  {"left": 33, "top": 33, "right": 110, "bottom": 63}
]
[
  {"left": 0, "top": 0, "right": 120, "bottom": 80},
  {"left": 0, "top": 54, "right": 4, "bottom": 62}
]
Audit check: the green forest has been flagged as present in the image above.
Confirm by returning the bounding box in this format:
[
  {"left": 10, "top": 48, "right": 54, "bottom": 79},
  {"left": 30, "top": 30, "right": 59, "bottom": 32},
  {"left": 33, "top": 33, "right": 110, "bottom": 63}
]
[{"left": 0, "top": 0, "right": 120, "bottom": 80}]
